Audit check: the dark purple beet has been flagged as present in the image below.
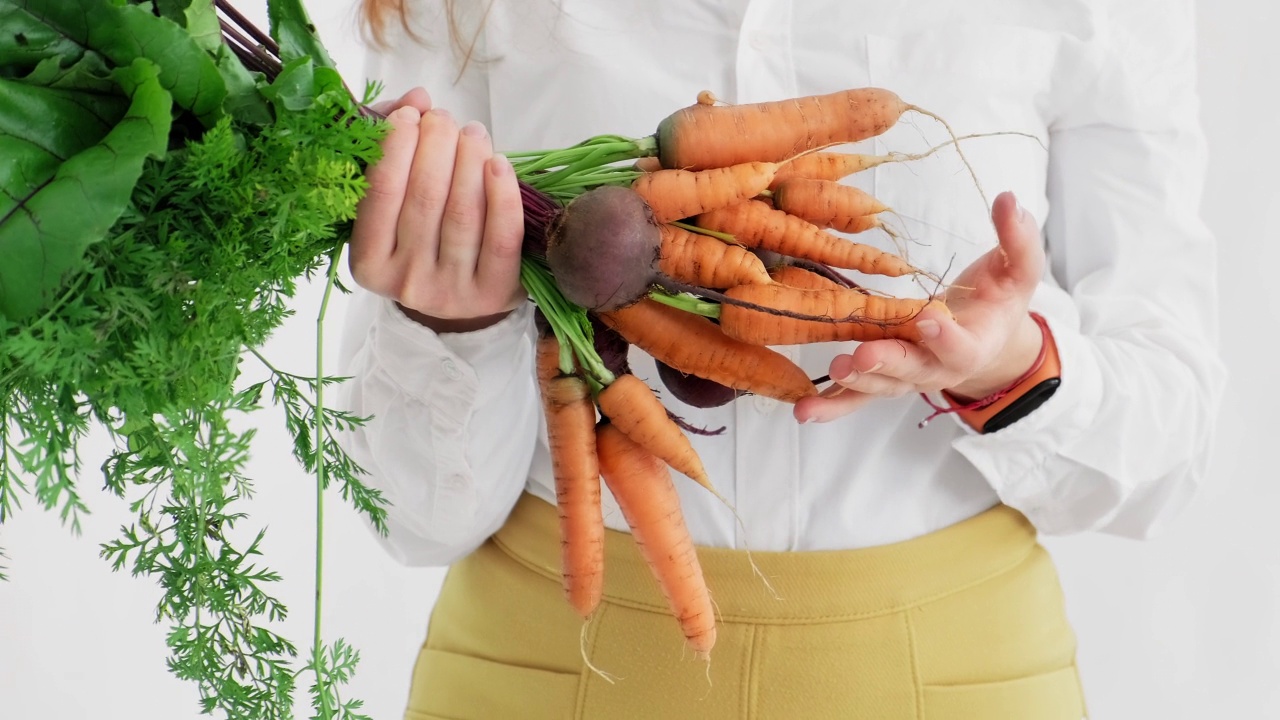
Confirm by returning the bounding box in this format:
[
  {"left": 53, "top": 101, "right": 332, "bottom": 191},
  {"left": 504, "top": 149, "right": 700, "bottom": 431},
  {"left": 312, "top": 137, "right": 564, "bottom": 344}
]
[
  {"left": 520, "top": 182, "right": 563, "bottom": 258},
  {"left": 655, "top": 360, "right": 741, "bottom": 409},
  {"left": 547, "top": 187, "right": 860, "bottom": 326},
  {"left": 546, "top": 186, "right": 662, "bottom": 312},
  {"left": 590, "top": 315, "right": 632, "bottom": 377}
]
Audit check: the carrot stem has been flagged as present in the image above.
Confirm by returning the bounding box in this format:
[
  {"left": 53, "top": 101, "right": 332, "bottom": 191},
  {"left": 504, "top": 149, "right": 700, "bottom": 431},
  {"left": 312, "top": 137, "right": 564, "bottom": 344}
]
[
  {"left": 648, "top": 290, "right": 721, "bottom": 319},
  {"left": 511, "top": 135, "right": 657, "bottom": 180},
  {"left": 670, "top": 221, "right": 738, "bottom": 245},
  {"left": 521, "top": 259, "right": 616, "bottom": 388}
]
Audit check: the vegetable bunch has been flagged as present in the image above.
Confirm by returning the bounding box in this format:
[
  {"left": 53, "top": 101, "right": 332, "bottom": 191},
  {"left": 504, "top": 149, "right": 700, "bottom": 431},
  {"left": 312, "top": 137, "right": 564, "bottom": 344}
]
[
  {"left": 0, "top": 0, "right": 973, "bottom": 708},
  {"left": 519, "top": 89, "right": 974, "bottom": 660},
  {"left": 2, "top": 2, "right": 393, "bottom": 718}
]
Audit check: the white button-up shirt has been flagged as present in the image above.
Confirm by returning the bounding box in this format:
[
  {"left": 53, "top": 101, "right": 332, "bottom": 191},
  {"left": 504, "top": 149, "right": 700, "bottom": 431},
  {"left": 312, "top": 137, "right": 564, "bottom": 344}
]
[{"left": 337, "top": 0, "right": 1227, "bottom": 565}]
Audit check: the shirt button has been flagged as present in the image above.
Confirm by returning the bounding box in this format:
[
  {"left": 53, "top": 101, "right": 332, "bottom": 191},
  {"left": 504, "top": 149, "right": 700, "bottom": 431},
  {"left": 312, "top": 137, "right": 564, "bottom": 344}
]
[
  {"left": 441, "top": 358, "right": 461, "bottom": 380},
  {"left": 752, "top": 395, "right": 778, "bottom": 414},
  {"left": 748, "top": 31, "right": 773, "bottom": 52}
]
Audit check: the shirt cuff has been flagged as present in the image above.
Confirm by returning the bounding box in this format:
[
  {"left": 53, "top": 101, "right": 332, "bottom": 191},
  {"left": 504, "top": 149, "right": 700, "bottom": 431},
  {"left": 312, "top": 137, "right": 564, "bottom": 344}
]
[
  {"left": 947, "top": 311, "right": 1106, "bottom": 517},
  {"left": 370, "top": 298, "right": 533, "bottom": 404},
  {"left": 364, "top": 298, "right": 534, "bottom": 539}
]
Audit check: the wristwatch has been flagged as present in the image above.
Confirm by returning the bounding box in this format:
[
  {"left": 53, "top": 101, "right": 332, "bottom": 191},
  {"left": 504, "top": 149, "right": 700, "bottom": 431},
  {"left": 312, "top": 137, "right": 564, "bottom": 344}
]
[{"left": 946, "top": 313, "right": 1061, "bottom": 434}]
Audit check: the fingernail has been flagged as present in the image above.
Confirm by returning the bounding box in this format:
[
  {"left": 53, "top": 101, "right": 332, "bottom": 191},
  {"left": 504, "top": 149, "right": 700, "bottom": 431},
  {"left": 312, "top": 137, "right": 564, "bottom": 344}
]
[
  {"left": 831, "top": 355, "right": 856, "bottom": 383},
  {"left": 1012, "top": 193, "right": 1027, "bottom": 222},
  {"left": 866, "top": 361, "right": 884, "bottom": 374},
  {"left": 917, "top": 319, "right": 940, "bottom": 339},
  {"left": 490, "top": 153, "right": 511, "bottom": 176},
  {"left": 461, "top": 120, "right": 487, "bottom": 138},
  {"left": 429, "top": 107, "right": 452, "bottom": 120},
  {"left": 390, "top": 106, "right": 421, "bottom": 124}
]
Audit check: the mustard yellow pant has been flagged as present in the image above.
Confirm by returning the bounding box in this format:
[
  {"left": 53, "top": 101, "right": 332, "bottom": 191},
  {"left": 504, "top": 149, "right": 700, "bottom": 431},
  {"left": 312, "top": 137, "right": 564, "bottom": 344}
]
[{"left": 404, "top": 493, "right": 1086, "bottom": 720}]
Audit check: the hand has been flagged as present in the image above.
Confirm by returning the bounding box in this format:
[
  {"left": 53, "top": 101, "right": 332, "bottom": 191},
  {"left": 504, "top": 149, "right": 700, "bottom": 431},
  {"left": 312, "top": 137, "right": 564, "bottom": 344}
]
[
  {"left": 350, "top": 88, "right": 526, "bottom": 333},
  {"left": 794, "top": 191, "right": 1046, "bottom": 424}
]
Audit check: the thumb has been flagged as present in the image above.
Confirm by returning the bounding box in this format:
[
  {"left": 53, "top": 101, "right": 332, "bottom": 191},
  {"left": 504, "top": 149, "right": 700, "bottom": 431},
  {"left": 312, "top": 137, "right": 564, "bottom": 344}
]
[{"left": 990, "top": 191, "right": 1044, "bottom": 291}]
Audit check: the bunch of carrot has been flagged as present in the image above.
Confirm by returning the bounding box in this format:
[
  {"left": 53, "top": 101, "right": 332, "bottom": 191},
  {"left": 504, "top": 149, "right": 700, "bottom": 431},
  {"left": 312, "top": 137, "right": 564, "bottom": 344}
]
[{"left": 515, "top": 87, "right": 967, "bottom": 662}]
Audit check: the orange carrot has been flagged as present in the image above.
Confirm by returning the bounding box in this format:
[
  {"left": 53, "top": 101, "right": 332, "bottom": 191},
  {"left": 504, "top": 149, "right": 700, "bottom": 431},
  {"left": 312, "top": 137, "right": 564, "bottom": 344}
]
[
  {"left": 659, "top": 224, "right": 771, "bottom": 289},
  {"left": 601, "top": 298, "right": 817, "bottom": 403},
  {"left": 535, "top": 336, "right": 604, "bottom": 618},
  {"left": 768, "top": 152, "right": 891, "bottom": 187},
  {"left": 596, "top": 421, "right": 716, "bottom": 657},
  {"left": 771, "top": 178, "right": 888, "bottom": 233},
  {"left": 696, "top": 200, "right": 916, "bottom": 277},
  {"left": 719, "top": 283, "right": 947, "bottom": 345},
  {"left": 839, "top": 214, "right": 885, "bottom": 234},
  {"left": 657, "top": 87, "right": 911, "bottom": 170},
  {"left": 595, "top": 373, "right": 710, "bottom": 490},
  {"left": 536, "top": 333, "right": 564, "bottom": 386},
  {"left": 768, "top": 264, "right": 846, "bottom": 292},
  {"left": 632, "top": 162, "right": 778, "bottom": 223},
  {"left": 768, "top": 131, "right": 1047, "bottom": 189}
]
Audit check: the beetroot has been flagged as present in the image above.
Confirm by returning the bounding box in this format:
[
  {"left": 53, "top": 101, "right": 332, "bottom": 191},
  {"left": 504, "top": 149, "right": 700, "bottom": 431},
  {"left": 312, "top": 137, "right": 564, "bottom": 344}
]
[
  {"left": 547, "top": 186, "right": 867, "bottom": 326},
  {"left": 547, "top": 186, "right": 662, "bottom": 312},
  {"left": 656, "top": 361, "right": 741, "bottom": 409}
]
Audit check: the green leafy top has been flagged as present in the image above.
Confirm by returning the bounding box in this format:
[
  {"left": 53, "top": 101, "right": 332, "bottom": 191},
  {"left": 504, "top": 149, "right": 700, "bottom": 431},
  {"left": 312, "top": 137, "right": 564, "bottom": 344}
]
[{"left": 1, "top": 2, "right": 390, "bottom": 718}]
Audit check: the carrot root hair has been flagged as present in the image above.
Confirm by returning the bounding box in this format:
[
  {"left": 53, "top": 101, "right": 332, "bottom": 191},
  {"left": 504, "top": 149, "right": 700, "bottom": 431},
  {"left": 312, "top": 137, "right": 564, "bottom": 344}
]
[{"left": 579, "top": 617, "right": 621, "bottom": 685}]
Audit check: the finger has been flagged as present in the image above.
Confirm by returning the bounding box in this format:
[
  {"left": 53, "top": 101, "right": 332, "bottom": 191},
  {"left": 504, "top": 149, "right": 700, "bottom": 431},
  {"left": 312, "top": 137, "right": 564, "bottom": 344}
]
[
  {"left": 828, "top": 355, "right": 915, "bottom": 398},
  {"left": 397, "top": 108, "right": 461, "bottom": 262},
  {"left": 437, "top": 121, "right": 493, "bottom": 279},
  {"left": 991, "top": 191, "right": 1044, "bottom": 291},
  {"left": 370, "top": 86, "right": 432, "bottom": 116},
  {"left": 475, "top": 153, "right": 526, "bottom": 309},
  {"left": 831, "top": 339, "right": 941, "bottom": 389},
  {"left": 794, "top": 387, "right": 878, "bottom": 424},
  {"left": 912, "top": 306, "right": 991, "bottom": 378},
  {"left": 350, "top": 107, "right": 423, "bottom": 275}
]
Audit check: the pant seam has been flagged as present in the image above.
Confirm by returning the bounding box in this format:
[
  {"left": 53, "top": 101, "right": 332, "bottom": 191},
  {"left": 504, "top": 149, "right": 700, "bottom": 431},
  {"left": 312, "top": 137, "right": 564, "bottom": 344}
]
[
  {"left": 741, "top": 624, "right": 758, "bottom": 720},
  {"left": 904, "top": 611, "right": 924, "bottom": 720}
]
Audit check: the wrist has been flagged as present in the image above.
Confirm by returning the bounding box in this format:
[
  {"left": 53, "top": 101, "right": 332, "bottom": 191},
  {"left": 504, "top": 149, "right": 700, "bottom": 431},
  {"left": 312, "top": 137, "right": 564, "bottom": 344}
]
[
  {"left": 924, "top": 312, "right": 1061, "bottom": 433},
  {"left": 396, "top": 303, "right": 514, "bottom": 333},
  {"left": 947, "top": 312, "right": 1044, "bottom": 401}
]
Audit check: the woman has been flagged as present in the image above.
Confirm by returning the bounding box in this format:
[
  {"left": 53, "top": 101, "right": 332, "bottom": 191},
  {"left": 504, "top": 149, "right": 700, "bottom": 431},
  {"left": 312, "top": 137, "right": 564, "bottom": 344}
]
[{"left": 337, "top": 1, "right": 1225, "bottom": 717}]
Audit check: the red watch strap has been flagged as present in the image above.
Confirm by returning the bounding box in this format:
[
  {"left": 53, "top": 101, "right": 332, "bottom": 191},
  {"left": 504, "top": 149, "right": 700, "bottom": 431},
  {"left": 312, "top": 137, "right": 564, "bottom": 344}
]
[
  {"left": 948, "top": 313, "right": 1060, "bottom": 431},
  {"left": 917, "top": 313, "right": 1061, "bottom": 430}
]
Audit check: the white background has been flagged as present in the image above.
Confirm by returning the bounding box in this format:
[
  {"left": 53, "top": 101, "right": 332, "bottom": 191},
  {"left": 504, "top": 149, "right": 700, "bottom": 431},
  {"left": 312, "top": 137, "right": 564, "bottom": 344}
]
[{"left": 1, "top": 2, "right": 1277, "bottom": 719}]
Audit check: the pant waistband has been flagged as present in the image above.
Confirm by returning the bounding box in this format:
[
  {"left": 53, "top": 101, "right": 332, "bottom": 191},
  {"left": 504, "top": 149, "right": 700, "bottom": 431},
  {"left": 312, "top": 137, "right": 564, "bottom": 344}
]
[{"left": 492, "top": 492, "right": 1038, "bottom": 624}]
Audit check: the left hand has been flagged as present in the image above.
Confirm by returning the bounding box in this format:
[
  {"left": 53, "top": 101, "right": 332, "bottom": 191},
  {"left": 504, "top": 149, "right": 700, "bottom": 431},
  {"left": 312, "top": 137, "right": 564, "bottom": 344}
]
[{"left": 794, "top": 191, "right": 1047, "bottom": 424}]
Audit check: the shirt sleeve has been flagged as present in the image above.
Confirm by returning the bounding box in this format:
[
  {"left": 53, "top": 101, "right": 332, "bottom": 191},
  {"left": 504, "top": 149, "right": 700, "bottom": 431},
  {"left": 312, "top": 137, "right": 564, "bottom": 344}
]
[
  {"left": 335, "top": 290, "right": 540, "bottom": 567},
  {"left": 949, "top": 0, "right": 1228, "bottom": 539},
  {"left": 333, "top": 5, "right": 541, "bottom": 566}
]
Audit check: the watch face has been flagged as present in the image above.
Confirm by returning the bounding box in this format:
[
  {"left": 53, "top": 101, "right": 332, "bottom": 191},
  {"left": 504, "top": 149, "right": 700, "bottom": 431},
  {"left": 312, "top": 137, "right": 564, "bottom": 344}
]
[{"left": 983, "top": 378, "right": 1061, "bottom": 434}]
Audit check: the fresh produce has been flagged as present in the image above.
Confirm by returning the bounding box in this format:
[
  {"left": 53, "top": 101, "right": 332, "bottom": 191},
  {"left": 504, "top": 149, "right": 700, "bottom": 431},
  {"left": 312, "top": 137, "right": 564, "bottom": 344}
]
[
  {"left": 696, "top": 199, "right": 919, "bottom": 277},
  {"left": 535, "top": 334, "right": 604, "bottom": 619},
  {"left": 656, "top": 87, "right": 921, "bottom": 170},
  {"left": 595, "top": 421, "right": 716, "bottom": 658},
  {"left": 721, "top": 283, "right": 946, "bottom": 345},
  {"left": 595, "top": 373, "right": 711, "bottom": 491},
  {"left": 657, "top": 224, "right": 773, "bottom": 289},
  {"left": 511, "top": 88, "right": 984, "bottom": 659},
  {"left": 601, "top": 299, "right": 816, "bottom": 404},
  {"left": 771, "top": 177, "right": 891, "bottom": 232},
  {"left": 1, "top": 1, "right": 395, "bottom": 717},
  {"left": 631, "top": 161, "right": 779, "bottom": 223},
  {"left": 2, "top": 0, "right": 995, "bottom": 690}
]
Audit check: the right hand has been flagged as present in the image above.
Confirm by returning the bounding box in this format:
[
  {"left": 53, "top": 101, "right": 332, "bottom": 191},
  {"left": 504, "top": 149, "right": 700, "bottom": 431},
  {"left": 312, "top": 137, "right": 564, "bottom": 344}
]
[{"left": 350, "top": 88, "right": 526, "bottom": 333}]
